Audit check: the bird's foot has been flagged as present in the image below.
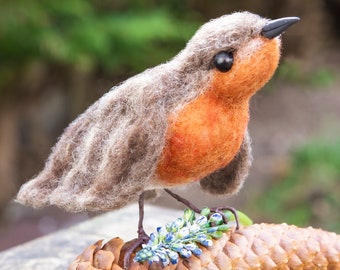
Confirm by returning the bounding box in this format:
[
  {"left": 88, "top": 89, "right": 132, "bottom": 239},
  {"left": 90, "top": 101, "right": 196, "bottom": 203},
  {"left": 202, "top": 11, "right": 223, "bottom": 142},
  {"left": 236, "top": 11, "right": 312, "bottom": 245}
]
[
  {"left": 164, "top": 188, "right": 240, "bottom": 229},
  {"left": 209, "top": 206, "right": 240, "bottom": 229},
  {"left": 121, "top": 228, "right": 150, "bottom": 269}
]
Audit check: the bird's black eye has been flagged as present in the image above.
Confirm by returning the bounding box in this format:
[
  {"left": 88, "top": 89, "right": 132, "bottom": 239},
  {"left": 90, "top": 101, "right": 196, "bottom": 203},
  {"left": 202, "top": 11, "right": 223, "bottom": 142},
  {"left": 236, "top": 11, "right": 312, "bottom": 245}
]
[{"left": 213, "top": 51, "right": 233, "bottom": 72}]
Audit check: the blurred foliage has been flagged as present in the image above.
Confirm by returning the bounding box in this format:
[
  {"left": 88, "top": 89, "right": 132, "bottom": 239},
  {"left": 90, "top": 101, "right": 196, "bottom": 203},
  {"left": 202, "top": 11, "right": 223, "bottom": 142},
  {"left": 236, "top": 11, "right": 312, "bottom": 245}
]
[
  {"left": 256, "top": 139, "right": 340, "bottom": 232},
  {"left": 275, "top": 60, "right": 335, "bottom": 87},
  {"left": 0, "top": 0, "right": 199, "bottom": 97}
]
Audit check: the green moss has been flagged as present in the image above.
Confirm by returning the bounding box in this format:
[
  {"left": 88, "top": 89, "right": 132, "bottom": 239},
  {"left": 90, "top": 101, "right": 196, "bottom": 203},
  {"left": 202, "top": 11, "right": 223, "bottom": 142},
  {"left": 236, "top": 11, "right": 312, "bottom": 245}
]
[
  {"left": 255, "top": 139, "right": 340, "bottom": 232},
  {"left": 274, "top": 60, "right": 335, "bottom": 87}
]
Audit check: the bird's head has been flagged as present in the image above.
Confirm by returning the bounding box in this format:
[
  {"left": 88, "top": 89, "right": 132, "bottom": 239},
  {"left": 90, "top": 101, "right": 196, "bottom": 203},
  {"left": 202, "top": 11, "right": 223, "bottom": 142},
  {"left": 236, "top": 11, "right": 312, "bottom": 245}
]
[{"left": 175, "top": 12, "right": 299, "bottom": 103}]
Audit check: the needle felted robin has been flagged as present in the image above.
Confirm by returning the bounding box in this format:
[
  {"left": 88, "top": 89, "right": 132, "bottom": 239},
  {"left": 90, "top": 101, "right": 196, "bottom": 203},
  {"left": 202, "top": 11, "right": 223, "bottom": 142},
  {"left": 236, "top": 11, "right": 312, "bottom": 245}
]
[{"left": 16, "top": 11, "right": 299, "bottom": 262}]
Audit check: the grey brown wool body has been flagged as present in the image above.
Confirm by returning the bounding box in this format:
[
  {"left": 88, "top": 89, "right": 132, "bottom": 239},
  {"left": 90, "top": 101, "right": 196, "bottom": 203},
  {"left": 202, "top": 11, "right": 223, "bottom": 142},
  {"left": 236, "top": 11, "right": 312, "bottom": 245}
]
[{"left": 17, "top": 12, "right": 271, "bottom": 212}]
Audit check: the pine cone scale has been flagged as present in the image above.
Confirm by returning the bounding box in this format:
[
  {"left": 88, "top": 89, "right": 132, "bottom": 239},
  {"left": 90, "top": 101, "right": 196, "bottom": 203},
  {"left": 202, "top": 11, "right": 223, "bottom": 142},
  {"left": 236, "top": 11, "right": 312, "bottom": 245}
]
[{"left": 69, "top": 223, "right": 340, "bottom": 270}]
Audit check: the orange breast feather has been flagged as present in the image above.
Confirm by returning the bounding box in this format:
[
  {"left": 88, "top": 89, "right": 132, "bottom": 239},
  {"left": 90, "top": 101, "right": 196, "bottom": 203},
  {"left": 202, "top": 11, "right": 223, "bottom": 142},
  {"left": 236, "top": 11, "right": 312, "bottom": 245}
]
[
  {"left": 156, "top": 88, "right": 249, "bottom": 185},
  {"left": 156, "top": 37, "right": 280, "bottom": 185}
]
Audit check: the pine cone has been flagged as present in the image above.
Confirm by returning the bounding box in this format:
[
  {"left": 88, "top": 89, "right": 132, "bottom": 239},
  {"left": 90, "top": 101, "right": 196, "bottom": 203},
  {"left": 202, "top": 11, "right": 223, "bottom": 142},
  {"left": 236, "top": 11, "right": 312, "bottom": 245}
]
[
  {"left": 68, "top": 237, "right": 125, "bottom": 270},
  {"left": 68, "top": 223, "right": 340, "bottom": 270}
]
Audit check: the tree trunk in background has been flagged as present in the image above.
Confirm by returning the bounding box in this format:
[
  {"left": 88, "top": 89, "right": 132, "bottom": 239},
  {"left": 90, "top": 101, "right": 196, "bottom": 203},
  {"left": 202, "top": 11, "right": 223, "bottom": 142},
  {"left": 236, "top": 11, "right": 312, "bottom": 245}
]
[{"left": 0, "top": 109, "right": 19, "bottom": 211}]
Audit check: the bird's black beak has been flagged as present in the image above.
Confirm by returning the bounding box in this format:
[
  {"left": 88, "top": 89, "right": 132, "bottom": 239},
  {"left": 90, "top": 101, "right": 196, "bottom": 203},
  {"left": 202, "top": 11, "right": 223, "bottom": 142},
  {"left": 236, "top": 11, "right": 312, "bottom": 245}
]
[{"left": 261, "top": 17, "right": 300, "bottom": 39}]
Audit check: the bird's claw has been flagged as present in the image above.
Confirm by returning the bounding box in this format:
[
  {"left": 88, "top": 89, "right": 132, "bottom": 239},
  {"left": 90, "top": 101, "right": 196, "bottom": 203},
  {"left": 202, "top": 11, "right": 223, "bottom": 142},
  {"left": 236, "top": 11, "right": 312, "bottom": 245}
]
[
  {"left": 209, "top": 206, "right": 240, "bottom": 230},
  {"left": 164, "top": 188, "right": 240, "bottom": 229},
  {"left": 122, "top": 230, "right": 150, "bottom": 269}
]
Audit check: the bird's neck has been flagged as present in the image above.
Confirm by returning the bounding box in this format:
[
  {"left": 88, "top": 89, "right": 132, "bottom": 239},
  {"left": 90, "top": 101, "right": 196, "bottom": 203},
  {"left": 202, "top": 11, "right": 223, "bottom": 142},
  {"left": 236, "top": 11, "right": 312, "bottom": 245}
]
[
  {"left": 207, "top": 73, "right": 259, "bottom": 105},
  {"left": 209, "top": 37, "right": 280, "bottom": 103}
]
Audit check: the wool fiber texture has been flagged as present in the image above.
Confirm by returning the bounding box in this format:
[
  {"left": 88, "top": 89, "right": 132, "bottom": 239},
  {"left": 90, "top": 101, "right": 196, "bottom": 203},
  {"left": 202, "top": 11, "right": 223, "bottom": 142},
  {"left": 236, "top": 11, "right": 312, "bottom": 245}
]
[
  {"left": 17, "top": 12, "right": 279, "bottom": 212},
  {"left": 156, "top": 35, "right": 280, "bottom": 185},
  {"left": 200, "top": 131, "right": 252, "bottom": 195}
]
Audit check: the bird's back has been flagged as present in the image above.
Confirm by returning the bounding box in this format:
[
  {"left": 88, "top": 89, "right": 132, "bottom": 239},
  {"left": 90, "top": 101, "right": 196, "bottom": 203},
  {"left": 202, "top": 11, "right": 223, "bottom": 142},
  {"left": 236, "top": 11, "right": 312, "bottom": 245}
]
[{"left": 15, "top": 62, "right": 210, "bottom": 212}]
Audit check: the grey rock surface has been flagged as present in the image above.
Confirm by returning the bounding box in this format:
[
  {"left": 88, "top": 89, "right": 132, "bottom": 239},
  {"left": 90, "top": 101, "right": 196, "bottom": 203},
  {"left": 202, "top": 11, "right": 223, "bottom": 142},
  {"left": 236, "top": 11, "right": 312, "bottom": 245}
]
[{"left": 0, "top": 204, "right": 182, "bottom": 270}]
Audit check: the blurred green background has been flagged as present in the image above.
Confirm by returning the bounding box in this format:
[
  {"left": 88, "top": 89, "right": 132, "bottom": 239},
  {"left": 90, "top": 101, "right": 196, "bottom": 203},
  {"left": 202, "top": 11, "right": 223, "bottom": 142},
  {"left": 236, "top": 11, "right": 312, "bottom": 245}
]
[{"left": 0, "top": 0, "right": 339, "bottom": 250}]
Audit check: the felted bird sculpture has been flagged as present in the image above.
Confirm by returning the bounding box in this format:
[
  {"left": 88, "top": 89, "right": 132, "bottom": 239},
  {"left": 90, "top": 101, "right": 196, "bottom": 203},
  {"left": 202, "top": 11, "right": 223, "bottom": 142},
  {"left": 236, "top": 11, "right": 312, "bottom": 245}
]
[{"left": 16, "top": 11, "right": 299, "bottom": 267}]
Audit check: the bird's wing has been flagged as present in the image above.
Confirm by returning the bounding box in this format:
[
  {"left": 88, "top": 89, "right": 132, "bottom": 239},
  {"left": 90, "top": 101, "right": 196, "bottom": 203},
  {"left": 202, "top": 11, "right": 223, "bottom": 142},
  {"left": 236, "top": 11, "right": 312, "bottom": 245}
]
[
  {"left": 16, "top": 79, "right": 168, "bottom": 212},
  {"left": 199, "top": 131, "right": 252, "bottom": 195}
]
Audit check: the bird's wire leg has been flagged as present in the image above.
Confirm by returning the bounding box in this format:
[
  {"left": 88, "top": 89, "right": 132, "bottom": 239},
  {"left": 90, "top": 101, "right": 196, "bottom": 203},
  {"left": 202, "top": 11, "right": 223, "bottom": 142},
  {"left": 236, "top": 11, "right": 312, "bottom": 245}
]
[
  {"left": 137, "top": 192, "right": 149, "bottom": 239},
  {"left": 123, "top": 192, "right": 150, "bottom": 269},
  {"left": 164, "top": 188, "right": 201, "bottom": 213},
  {"left": 164, "top": 188, "right": 240, "bottom": 230}
]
